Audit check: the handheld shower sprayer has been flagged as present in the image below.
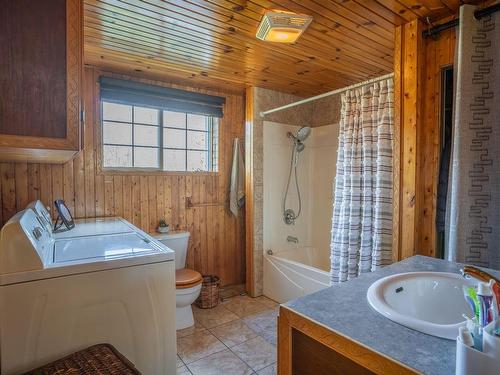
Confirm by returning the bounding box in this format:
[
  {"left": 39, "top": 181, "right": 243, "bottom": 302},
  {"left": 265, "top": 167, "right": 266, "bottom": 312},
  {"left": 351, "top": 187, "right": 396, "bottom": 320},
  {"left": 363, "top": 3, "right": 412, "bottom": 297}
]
[{"left": 283, "top": 126, "right": 311, "bottom": 225}]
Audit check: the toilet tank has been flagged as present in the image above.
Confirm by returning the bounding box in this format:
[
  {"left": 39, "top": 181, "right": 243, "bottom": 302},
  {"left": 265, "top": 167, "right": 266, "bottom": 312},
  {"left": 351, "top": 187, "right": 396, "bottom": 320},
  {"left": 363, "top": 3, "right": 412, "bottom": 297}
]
[{"left": 153, "top": 231, "right": 190, "bottom": 270}]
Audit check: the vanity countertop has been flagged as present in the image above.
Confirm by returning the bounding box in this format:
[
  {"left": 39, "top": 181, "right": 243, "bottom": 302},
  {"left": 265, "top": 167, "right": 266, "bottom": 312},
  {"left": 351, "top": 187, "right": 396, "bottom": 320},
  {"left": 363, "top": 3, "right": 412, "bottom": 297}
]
[{"left": 284, "top": 255, "right": 500, "bottom": 375}]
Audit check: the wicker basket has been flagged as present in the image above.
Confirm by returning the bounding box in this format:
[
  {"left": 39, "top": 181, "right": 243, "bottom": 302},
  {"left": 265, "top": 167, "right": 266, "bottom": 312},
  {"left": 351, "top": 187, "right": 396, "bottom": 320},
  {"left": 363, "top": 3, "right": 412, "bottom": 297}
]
[
  {"left": 23, "top": 343, "right": 141, "bottom": 374},
  {"left": 196, "top": 275, "right": 220, "bottom": 309}
]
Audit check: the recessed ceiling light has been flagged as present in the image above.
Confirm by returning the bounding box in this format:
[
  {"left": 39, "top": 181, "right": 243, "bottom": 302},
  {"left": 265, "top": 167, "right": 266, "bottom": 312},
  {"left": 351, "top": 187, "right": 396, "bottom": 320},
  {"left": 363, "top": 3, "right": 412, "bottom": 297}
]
[{"left": 256, "top": 11, "right": 313, "bottom": 43}]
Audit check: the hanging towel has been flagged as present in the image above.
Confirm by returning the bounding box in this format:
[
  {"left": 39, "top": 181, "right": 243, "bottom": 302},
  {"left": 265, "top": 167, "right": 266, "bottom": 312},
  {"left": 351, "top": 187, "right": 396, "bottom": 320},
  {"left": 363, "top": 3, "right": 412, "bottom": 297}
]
[{"left": 229, "top": 138, "right": 245, "bottom": 217}]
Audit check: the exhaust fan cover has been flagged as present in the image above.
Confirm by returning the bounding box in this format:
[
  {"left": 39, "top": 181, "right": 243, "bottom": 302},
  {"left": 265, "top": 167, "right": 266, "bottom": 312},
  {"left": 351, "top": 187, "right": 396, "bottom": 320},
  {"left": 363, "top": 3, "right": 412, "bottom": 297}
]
[{"left": 256, "top": 11, "right": 313, "bottom": 43}]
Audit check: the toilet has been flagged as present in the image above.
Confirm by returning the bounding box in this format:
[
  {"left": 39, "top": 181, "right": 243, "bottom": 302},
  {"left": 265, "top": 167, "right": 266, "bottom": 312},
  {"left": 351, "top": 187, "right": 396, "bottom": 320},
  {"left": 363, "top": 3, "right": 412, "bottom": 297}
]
[{"left": 153, "top": 231, "right": 202, "bottom": 330}]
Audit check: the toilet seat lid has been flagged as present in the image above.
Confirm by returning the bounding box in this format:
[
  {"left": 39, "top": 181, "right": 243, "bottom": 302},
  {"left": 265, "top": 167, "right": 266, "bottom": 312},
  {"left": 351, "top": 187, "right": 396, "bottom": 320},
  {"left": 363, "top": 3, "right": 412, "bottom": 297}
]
[{"left": 176, "top": 268, "right": 202, "bottom": 288}]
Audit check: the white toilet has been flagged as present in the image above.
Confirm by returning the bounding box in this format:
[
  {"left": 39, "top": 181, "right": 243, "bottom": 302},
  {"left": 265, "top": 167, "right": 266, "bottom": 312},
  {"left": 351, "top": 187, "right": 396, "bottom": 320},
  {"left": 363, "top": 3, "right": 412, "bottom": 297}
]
[{"left": 153, "top": 231, "right": 202, "bottom": 330}]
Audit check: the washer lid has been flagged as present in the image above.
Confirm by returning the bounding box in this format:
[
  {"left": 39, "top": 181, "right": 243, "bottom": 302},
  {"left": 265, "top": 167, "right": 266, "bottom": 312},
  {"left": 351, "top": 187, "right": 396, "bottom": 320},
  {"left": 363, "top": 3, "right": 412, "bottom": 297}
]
[
  {"left": 54, "top": 233, "right": 159, "bottom": 263},
  {"left": 54, "top": 218, "right": 133, "bottom": 239},
  {"left": 0, "top": 231, "right": 174, "bottom": 286}
]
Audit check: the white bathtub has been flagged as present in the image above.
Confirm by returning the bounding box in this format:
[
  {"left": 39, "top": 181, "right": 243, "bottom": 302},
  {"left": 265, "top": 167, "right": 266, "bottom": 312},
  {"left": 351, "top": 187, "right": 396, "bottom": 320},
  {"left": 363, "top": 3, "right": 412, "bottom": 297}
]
[{"left": 263, "top": 247, "right": 331, "bottom": 303}]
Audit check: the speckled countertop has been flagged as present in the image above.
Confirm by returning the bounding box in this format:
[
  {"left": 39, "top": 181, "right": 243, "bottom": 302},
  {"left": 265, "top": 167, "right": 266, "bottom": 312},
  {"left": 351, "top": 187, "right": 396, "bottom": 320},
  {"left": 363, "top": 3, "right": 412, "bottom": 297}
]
[{"left": 284, "top": 255, "right": 500, "bottom": 375}]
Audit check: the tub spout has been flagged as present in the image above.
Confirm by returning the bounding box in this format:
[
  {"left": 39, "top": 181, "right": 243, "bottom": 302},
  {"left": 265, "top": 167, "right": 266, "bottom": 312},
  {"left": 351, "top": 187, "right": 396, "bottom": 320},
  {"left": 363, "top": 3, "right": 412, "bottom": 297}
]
[{"left": 287, "top": 236, "right": 299, "bottom": 244}]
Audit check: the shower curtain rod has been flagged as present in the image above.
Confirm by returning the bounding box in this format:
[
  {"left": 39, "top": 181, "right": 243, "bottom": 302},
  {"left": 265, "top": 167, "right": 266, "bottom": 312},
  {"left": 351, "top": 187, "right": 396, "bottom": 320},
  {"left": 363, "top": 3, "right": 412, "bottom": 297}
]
[
  {"left": 259, "top": 72, "right": 394, "bottom": 118},
  {"left": 423, "top": 2, "right": 500, "bottom": 39}
]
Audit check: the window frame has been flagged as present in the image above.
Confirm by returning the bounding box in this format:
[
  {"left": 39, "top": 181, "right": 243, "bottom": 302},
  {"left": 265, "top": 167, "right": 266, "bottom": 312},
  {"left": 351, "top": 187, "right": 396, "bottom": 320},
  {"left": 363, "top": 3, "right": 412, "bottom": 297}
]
[{"left": 98, "top": 100, "right": 219, "bottom": 175}]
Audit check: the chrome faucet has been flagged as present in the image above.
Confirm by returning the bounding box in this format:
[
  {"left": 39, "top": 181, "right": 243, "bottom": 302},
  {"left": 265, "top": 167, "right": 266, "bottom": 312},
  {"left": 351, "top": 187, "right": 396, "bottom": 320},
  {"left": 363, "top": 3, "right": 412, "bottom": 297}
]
[
  {"left": 461, "top": 265, "right": 500, "bottom": 285},
  {"left": 287, "top": 235, "right": 299, "bottom": 244}
]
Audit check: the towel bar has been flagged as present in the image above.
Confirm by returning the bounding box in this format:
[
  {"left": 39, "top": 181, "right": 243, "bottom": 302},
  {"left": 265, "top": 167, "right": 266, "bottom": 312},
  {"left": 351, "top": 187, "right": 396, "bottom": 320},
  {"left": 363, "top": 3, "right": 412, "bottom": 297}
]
[{"left": 186, "top": 197, "right": 226, "bottom": 209}]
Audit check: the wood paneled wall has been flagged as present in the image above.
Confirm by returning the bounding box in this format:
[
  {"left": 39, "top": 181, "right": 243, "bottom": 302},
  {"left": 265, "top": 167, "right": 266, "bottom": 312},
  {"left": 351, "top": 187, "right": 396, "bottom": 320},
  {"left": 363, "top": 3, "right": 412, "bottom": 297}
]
[
  {"left": 417, "top": 28, "right": 456, "bottom": 257},
  {"left": 394, "top": 22, "right": 456, "bottom": 260},
  {"left": 394, "top": 20, "right": 424, "bottom": 260},
  {"left": 0, "top": 67, "right": 246, "bottom": 286}
]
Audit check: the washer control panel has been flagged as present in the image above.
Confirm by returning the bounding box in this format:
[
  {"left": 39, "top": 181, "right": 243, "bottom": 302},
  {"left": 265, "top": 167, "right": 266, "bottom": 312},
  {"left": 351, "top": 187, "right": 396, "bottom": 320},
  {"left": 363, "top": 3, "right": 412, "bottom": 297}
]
[{"left": 0, "top": 208, "right": 54, "bottom": 274}]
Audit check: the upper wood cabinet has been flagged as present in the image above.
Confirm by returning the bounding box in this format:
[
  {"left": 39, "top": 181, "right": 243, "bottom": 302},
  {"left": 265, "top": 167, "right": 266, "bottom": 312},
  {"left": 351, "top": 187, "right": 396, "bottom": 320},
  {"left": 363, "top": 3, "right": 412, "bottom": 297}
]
[{"left": 0, "top": 0, "right": 83, "bottom": 163}]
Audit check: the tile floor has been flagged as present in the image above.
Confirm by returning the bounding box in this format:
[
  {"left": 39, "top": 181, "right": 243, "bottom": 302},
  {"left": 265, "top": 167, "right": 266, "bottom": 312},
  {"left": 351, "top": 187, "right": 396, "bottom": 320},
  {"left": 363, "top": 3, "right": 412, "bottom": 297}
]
[{"left": 176, "top": 295, "right": 279, "bottom": 375}]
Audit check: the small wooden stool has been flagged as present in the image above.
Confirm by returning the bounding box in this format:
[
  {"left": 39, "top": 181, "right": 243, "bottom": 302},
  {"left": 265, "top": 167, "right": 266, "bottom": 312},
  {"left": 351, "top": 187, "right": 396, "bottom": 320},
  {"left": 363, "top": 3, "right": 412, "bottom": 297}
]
[{"left": 24, "top": 344, "right": 141, "bottom": 374}]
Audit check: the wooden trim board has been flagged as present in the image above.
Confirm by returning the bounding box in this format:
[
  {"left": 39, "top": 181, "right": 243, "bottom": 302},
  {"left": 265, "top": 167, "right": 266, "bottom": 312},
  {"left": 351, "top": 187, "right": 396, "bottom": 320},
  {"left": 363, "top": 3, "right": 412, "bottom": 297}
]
[
  {"left": 245, "top": 87, "right": 255, "bottom": 296},
  {"left": 278, "top": 307, "right": 420, "bottom": 375}
]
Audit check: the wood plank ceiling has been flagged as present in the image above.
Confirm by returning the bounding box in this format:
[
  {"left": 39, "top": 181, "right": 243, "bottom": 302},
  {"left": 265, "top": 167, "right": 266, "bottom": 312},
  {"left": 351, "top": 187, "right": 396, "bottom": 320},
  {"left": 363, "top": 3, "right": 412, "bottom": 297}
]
[{"left": 84, "top": 0, "right": 463, "bottom": 96}]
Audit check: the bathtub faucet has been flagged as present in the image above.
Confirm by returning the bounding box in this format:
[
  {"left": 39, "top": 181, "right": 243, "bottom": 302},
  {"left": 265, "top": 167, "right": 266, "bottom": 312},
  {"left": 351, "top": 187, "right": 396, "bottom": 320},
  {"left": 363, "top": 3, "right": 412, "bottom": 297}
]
[{"left": 287, "top": 236, "right": 299, "bottom": 244}]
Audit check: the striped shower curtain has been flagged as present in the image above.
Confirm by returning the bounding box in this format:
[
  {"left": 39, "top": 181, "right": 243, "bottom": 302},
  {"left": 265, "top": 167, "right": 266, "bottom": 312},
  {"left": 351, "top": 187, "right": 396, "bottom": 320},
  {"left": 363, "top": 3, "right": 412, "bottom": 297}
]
[
  {"left": 446, "top": 5, "right": 500, "bottom": 269},
  {"left": 330, "top": 79, "right": 394, "bottom": 283}
]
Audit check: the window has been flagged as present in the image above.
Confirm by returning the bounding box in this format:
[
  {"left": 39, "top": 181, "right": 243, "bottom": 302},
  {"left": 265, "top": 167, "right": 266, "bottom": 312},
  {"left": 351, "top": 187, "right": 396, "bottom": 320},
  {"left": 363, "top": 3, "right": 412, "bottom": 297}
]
[
  {"left": 100, "top": 77, "right": 224, "bottom": 172},
  {"left": 102, "top": 102, "right": 219, "bottom": 171}
]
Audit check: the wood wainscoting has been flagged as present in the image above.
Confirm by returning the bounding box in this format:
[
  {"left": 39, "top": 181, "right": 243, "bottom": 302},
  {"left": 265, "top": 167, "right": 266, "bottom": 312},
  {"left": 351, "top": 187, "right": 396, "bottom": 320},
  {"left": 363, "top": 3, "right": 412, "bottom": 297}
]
[{"left": 0, "top": 67, "right": 246, "bottom": 287}]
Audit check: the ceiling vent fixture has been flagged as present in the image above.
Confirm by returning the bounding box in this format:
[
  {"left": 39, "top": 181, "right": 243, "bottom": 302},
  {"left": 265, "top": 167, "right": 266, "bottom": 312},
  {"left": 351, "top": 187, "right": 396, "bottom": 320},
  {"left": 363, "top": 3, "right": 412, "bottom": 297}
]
[{"left": 256, "top": 11, "right": 313, "bottom": 43}]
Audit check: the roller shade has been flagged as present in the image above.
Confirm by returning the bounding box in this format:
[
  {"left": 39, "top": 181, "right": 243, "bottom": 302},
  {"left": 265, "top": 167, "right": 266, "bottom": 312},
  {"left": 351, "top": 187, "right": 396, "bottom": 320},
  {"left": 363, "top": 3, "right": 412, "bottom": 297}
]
[{"left": 100, "top": 77, "right": 225, "bottom": 118}]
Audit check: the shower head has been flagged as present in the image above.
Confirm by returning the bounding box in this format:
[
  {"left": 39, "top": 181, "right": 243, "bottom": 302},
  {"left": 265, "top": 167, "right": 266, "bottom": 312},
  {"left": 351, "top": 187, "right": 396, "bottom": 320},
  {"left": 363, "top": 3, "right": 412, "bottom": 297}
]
[
  {"left": 296, "top": 142, "right": 305, "bottom": 152},
  {"left": 287, "top": 126, "right": 312, "bottom": 143},
  {"left": 297, "top": 126, "right": 311, "bottom": 142}
]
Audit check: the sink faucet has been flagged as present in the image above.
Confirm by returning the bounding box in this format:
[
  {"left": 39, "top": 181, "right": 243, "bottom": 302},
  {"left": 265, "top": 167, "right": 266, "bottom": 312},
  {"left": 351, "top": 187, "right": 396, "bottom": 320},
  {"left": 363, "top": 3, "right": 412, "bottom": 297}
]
[{"left": 461, "top": 265, "right": 500, "bottom": 285}]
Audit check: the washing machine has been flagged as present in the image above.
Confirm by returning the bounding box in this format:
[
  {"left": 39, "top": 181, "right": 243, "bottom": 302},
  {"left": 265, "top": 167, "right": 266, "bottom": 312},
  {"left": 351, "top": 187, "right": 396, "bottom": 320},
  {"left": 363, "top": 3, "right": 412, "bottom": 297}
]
[{"left": 0, "top": 208, "right": 176, "bottom": 375}]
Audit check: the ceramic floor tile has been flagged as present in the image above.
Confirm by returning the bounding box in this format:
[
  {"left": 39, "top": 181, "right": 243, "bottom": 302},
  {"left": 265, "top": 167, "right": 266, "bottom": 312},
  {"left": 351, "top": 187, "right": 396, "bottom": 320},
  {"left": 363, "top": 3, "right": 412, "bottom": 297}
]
[
  {"left": 222, "top": 295, "right": 269, "bottom": 318},
  {"left": 220, "top": 284, "right": 246, "bottom": 300},
  {"left": 192, "top": 304, "right": 239, "bottom": 329},
  {"left": 177, "top": 319, "right": 207, "bottom": 338},
  {"left": 209, "top": 319, "right": 258, "bottom": 347},
  {"left": 259, "top": 330, "right": 277, "bottom": 346},
  {"left": 255, "top": 296, "right": 279, "bottom": 309},
  {"left": 257, "top": 363, "right": 277, "bottom": 375},
  {"left": 177, "top": 355, "right": 185, "bottom": 368},
  {"left": 177, "top": 365, "right": 192, "bottom": 374},
  {"left": 231, "top": 336, "right": 277, "bottom": 371},
  {"left": 187, "top": 349, "right": 253, "bottom": 375},
  {"left": 177, "top": 330, "right": 226, "bottom": 364},
  {"left": 242, "top": 309, "right": 278, "bottom": 341}
]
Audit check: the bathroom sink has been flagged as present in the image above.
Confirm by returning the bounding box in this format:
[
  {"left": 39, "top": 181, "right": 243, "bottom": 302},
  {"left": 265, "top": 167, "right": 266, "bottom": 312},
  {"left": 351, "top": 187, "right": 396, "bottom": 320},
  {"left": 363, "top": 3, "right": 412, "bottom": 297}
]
[{"left": 367, "top": 272, "right": 475, "bottom": 340}]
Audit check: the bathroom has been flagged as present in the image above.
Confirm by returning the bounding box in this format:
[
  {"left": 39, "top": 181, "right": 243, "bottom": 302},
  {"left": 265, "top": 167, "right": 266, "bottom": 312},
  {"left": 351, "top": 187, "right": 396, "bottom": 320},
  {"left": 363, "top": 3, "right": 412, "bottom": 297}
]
[{"left": 0, "top": 1, "right": 499, "bottom": 375}]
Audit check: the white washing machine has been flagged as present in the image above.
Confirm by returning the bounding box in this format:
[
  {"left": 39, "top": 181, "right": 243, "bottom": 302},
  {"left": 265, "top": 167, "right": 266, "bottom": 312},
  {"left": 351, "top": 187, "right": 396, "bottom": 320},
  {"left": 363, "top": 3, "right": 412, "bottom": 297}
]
[{"left": 0, "top": 208, "right": 177, "bottom": 375}]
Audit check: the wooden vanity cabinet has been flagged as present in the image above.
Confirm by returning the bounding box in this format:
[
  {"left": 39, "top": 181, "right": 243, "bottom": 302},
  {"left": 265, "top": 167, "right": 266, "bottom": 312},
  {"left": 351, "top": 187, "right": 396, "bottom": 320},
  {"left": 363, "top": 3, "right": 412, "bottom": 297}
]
[
  {"left": 278, "top": 307, "right": 420, "bottom": 375},
  {"left": 0, "top": 0, "right": 83, "bottom": 163}
]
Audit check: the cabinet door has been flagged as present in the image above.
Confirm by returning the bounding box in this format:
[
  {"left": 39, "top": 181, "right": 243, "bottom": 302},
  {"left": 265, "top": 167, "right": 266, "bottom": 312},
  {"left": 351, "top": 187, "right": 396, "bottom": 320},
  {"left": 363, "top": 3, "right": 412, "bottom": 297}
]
[{"left": 0, "top": 0, "right": 82, "bottom": 153}]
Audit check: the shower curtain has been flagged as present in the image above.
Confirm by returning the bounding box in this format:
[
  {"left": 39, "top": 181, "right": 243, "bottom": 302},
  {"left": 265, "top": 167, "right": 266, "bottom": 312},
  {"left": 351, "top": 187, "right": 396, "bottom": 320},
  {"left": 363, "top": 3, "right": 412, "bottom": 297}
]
[
  {"left": 446, "top": 5, "right": 500, "bottom": 269},
  {"left": 330, "top": 79, "right": 394, "bottom": 283}
]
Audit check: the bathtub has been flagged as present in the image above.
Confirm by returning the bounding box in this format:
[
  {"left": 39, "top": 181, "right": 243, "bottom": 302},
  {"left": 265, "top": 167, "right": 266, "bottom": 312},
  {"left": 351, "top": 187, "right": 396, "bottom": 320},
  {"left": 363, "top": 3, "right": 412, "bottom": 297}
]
[{"left": 263, "top": 247, "right": 331, "bottom": 303}]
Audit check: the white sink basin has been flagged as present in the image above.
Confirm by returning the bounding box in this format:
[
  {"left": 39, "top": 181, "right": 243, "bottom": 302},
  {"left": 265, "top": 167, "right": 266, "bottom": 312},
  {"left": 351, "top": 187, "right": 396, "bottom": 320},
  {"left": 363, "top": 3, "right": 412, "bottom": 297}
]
[{"left": 367, "top": 272, "right": 475, "bottom": 340}]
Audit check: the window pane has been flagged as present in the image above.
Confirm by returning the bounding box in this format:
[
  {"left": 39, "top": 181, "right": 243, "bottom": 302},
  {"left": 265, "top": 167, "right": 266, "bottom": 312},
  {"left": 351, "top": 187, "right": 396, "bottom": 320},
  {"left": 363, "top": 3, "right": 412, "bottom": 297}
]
[
  {"left": 164, "top": 128, "right": 186, "bottom": 149},
  {"left": 134, "top": 147, "right": 159, "bottom": 168},
  {"left": 103, "top": 145, "right": 132, "bottom": 167},
  {"left": 134, "top": 107, "right": 159, "bottom": 125},
  {"left": 164, "top": 149, "right": 186, "bottom": 171},
  {"left": 187, "top": 130, "right": 207, "bottom": 150},
  {"left": 163, "top": 111, "right": 186, "bottom": 128},
  {"left": 187, "top": 114, "right": 207, "bottom": 131},
  {"left": 103, "top": 102, "right": 132, "bottom": 122},
  {"left": 134, "top": 125, "right": 159, "bottom": 147},
  {"left": 103, "top": 122, "right": 132, "bottom": 145},
  {"left": 187, "top": 150, "right": 208, "bottom": 171}
]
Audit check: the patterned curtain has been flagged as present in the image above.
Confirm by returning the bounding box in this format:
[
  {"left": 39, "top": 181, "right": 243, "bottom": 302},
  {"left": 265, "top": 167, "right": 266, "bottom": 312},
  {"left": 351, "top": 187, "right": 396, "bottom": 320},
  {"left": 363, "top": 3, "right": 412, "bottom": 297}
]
[
  {"left": 446, "top": 5, "right": 500, "bottom": 269},
  {"left": 330, "top": 79, "right": 394, "bottom": 283}
]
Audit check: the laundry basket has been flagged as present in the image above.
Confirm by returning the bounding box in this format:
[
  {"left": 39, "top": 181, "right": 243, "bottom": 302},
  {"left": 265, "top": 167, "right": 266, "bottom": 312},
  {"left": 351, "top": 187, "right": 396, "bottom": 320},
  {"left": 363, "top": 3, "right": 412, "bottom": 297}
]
[
  {"left": 23, "top": 343, "right": 141, "bottom": 374},
  {"left": 196, "top": 275, "right": 220, "bottom": 309}
]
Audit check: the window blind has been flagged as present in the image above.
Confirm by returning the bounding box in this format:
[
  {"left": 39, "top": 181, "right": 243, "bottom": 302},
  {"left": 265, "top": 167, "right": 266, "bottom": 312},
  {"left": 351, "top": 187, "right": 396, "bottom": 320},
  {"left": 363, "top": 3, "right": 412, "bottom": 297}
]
[{"left": 100, "top": 77, "right": 226, "bottom": 118}]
